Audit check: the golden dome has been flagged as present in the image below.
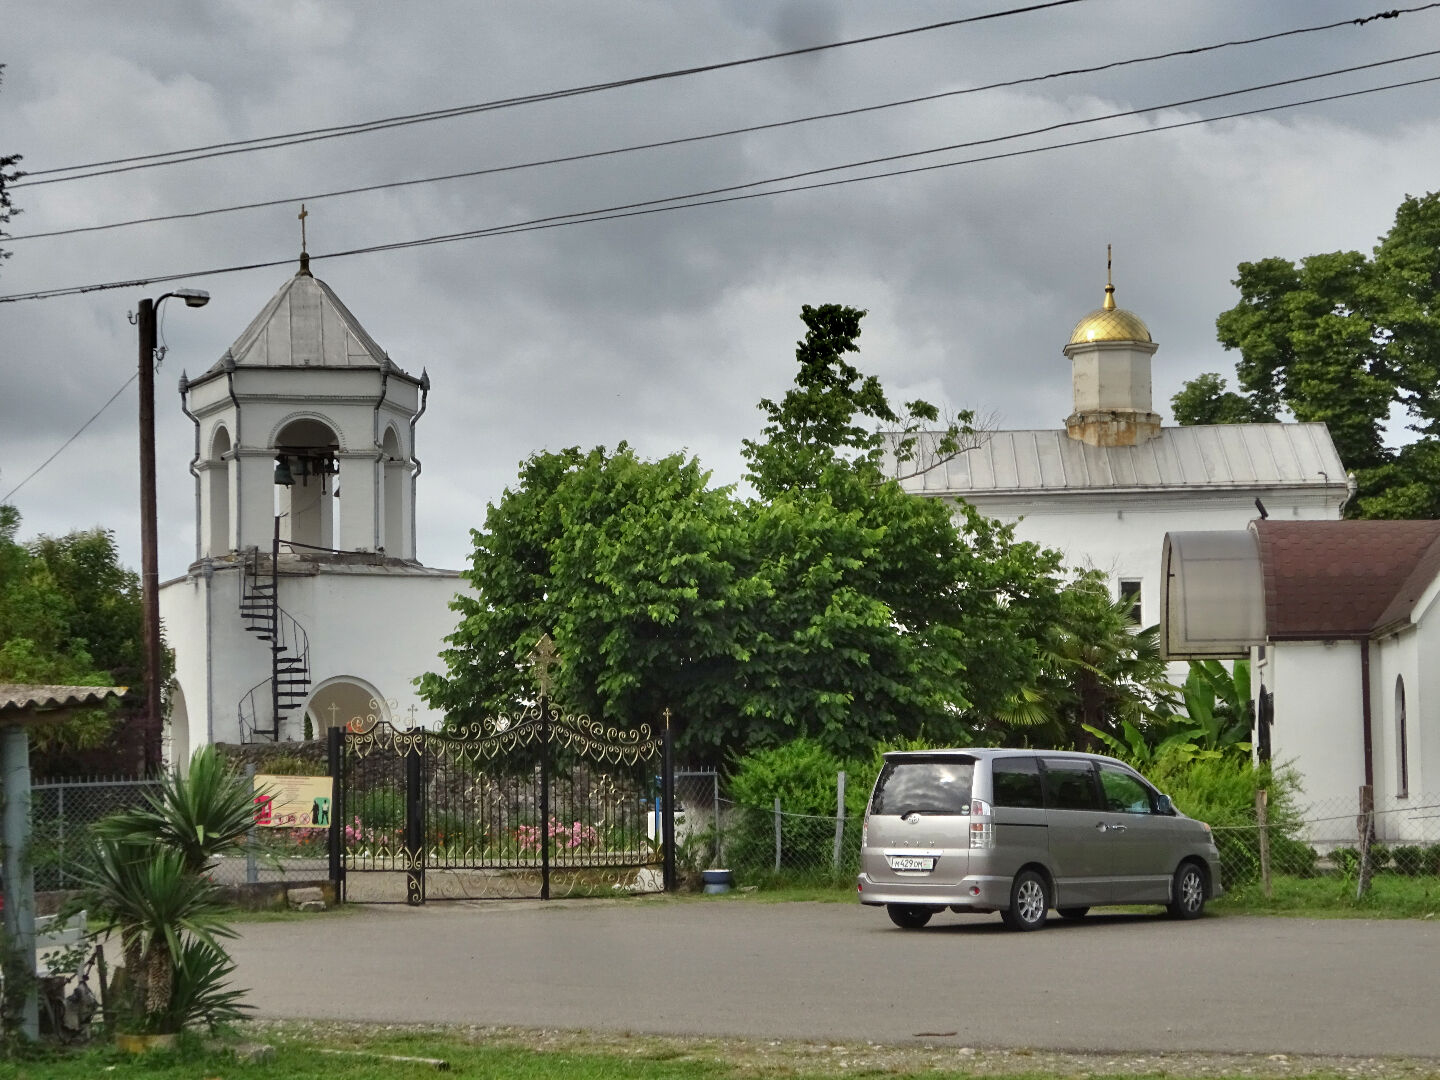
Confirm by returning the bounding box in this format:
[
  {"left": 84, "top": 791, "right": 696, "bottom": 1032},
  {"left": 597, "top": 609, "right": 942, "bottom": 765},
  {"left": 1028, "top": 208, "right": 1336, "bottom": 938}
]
[{"left": 1068, "top": 283, "right": 1151, "bottom": 345}]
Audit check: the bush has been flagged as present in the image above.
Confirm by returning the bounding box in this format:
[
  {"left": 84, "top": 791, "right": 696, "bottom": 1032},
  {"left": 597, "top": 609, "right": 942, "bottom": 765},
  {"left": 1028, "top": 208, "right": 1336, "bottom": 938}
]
[
  {"left": 726, "top": 739, "right": 845, "bottom": 876},
  {"left": 1392, "top": 845, "right": 1427, "bottom": 876},
  {"left": 1142, "top": 753, "right": 1306, "bottom": 887}
]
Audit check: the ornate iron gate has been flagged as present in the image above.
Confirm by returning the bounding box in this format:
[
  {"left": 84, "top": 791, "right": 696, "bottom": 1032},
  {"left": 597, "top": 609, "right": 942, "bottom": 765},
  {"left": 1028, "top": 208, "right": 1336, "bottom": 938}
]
[{"left": 328, "top": 644, "right": 675, "bottom": 904}]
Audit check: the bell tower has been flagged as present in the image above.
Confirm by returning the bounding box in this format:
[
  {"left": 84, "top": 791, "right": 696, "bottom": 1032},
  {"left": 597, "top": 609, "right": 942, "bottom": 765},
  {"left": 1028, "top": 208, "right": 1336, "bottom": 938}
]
[
  {"left": 178, "top": 259, "right": 430, "bottom": 563},
  {"left": 1063, "top": 247, "right": 1161, "bottom": 448}
]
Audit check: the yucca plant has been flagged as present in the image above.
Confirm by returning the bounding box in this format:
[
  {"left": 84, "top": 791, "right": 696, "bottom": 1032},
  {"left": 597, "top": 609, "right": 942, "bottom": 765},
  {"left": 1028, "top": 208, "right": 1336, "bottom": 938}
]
[
  {"left": 93, "top": 746, "right": 260, "bottom": 872},
  {"left": 82, "top": 838, "right": 236, "bottom": 1033}
]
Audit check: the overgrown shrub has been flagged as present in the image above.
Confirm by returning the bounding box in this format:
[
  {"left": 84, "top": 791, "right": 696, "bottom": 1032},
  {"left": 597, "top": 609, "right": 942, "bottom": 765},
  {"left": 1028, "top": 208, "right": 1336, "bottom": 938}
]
[
  {"left": 726, "top": 739, "right": 845, "bottom": 876},
  {"left": 1143, "top": 753, "right": 1307, "bottom": 886},
  {"left": 1391, "top": 845, "right": 1427, "bottom": 876}
]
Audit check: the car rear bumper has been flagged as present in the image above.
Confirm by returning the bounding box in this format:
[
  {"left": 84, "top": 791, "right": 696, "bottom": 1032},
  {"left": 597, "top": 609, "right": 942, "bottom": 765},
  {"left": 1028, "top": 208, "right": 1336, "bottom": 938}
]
[{"left": 856, "top": 872, "right": 1011, "bottom": 910}]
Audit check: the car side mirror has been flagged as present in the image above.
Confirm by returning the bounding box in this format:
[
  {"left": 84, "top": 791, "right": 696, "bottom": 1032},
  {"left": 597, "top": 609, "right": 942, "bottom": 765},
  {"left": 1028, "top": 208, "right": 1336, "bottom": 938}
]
[{"left": 1155, "top": 794, "right": 1175, "bottom": 816}]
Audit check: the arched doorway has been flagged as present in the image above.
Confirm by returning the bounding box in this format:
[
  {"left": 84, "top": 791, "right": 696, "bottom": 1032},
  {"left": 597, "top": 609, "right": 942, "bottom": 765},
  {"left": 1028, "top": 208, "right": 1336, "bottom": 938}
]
[
  {"left": 167, "top": 681, "right": 191, "bottom": 769},
  {"left": 1395, "top": 675, "right": 1409, "bottom": 799},
  {"left": 305, "top": 677, "right": 393, "bottom": 739}
]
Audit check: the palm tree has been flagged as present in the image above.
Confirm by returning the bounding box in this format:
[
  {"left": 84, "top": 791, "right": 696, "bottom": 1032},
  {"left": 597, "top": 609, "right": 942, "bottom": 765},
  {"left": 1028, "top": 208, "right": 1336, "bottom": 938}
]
[
  {"left": 82, "top": 840, "right": 235, "bottom": 1031},
  {"left": 93, "top": 746, "right": 258, "bottom": 872}
]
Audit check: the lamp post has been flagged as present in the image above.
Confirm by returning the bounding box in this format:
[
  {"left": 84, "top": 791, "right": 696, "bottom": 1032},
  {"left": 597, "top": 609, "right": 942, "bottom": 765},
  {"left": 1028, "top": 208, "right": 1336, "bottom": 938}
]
[{"left": 137, "top": 288, "right": 209, "bottom": 774}]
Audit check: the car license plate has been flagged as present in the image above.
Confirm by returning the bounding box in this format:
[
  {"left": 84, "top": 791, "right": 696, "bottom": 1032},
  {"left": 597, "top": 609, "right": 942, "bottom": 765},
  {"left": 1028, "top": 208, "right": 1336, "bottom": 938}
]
[{"left": 887, "top": 855, "right": 935, "bottom": 872}]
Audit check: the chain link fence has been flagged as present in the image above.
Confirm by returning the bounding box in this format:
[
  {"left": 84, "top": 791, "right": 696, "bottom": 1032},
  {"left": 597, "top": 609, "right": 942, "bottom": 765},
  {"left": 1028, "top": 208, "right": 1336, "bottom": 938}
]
[
  {"left": 683, "top": 777, "right": 1440, "bottom": 893},
  {"left": 31, "top": 776, "right": 330, "bottom": 892}
]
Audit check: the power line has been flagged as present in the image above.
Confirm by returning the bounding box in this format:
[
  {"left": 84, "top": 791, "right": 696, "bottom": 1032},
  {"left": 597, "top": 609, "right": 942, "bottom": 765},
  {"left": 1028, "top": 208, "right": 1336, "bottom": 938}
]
[
  {"left": 14, "top": 0, "right": 1090, "bottom": 188},
  {"left": 1, "top": 373, "right": 137, "bottom": 503},
  {"left": 12, "top": 3, "right": 1439, "bottom": 245},
  {"left": 4, "top": 65, "right": 1435, "bottom": 307}
]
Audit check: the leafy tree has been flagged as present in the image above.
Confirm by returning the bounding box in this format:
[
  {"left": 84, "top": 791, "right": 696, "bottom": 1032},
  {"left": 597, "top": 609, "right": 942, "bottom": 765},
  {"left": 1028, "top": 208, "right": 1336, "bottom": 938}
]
[
  {"left": 0, "top": 505, "right": 142, "bottom": 751},
  {"left": 0, "top": 65, "right": 22, "bottom": 270},
  {"left": 998, "top": 576, "right": 1175, "bottom": 750},
  {"left": 422, "top": 306, "right": 1070, "bottom": 760},
  {"left": 1174, "top": 192, "right": 1440, "bottom": 517}
]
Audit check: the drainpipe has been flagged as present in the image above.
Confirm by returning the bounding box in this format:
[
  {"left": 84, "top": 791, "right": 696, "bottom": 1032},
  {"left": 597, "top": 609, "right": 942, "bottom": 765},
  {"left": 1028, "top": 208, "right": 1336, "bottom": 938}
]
[
  {"left": 372, "top": 359, "right": 391, "bottom": 553},
  {"left": 179, "top": 372, "right": 202, "bottom": 562},
  {"left": 409, "top": 369, "right": 429, "bottom": 561},
  {"left": 1360, "top": 638, "right": 1374, "bottom": 788}
]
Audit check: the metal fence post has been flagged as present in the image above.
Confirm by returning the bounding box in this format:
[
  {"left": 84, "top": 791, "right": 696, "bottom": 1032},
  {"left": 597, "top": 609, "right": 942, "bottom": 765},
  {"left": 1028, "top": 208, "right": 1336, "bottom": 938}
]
[
  {"left": 245, "top": 763, "right": 258, "bottom": 885},
  {"left": 56, "top": 786, "right": 66, "bottom": 888},
  {"left": 662, "top": 709, "right": 676, "bottom": 892},
  {"left": 405, "top": 734, "right": 425, "bottom": 905},
  {"left": 327, "top": 725, "right": 343, "bottom": 900},
  {"left": 712, "top": 770, "right": 721, "bottom": 868},
  {"left": 833, "top": 771, "right": 846, "bottom": 870},
  {"left": 774, "top": 796, "right": 782, "bottom": 872}
]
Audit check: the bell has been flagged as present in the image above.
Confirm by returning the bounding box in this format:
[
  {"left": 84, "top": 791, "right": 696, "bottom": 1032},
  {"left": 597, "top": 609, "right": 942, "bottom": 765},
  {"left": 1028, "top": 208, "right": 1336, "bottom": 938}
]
[{"left": 274, "top": 456, "right": 295, "bottom": 486}]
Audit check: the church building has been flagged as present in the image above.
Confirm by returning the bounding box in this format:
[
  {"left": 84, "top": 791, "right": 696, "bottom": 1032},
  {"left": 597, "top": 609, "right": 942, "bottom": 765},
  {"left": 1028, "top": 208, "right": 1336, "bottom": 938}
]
[
  {"left": 159, "top": 253, "right": 465, "bottom": 756},
  {"left": 894, "top": 262, "right": 1350, "bottom": 628}
]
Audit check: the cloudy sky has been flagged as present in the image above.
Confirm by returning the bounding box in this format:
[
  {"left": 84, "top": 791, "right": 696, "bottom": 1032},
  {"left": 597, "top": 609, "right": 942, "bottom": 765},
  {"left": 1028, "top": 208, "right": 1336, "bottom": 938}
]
[{"left": 3, "top": 0, "right": 1439, "bottom": 579}]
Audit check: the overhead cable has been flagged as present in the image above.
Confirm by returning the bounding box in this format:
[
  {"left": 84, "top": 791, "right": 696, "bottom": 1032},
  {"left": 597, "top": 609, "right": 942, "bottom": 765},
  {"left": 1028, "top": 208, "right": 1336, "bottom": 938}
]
[
  {"left": 14, "top": 0, "right": 1090, "bottom": 187},
  {"left": 12, "top": 4, "right": 1440, "bottom": 243},
  {"left": 2, "top": 67, "right": 1437, "bottom": 306}
]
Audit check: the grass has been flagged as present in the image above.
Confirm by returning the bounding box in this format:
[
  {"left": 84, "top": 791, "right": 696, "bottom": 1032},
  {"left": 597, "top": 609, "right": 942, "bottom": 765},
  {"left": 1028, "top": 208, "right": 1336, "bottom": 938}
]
[
  {"left": 1215, "top": 873, "right": 1440, "bottom": 918},
  {"left": 0, "top": 1022, "right": 1426, "bottom": 1080}
]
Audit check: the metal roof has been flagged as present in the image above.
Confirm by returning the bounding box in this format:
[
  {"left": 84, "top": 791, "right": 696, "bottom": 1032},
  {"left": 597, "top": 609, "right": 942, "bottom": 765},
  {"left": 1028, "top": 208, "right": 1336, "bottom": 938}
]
[
  {"left": 204, "top": 268, "right": 411, "bottom": 376},
  {"left": 893, "top": 423, "right": 1347, "bottom": 497},
  {"left": 0, "top": 684, "right": 127, "bottom": 724}
]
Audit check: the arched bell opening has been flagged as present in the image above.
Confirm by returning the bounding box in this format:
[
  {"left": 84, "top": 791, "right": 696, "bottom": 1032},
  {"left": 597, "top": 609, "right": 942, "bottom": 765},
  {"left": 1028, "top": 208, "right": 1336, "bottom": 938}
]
[
  {"left": 273, "top": 418, "right": 341, "bottom": 550},
  {"left": 206, "top": 425, "right": 233, "bottom": 556}
]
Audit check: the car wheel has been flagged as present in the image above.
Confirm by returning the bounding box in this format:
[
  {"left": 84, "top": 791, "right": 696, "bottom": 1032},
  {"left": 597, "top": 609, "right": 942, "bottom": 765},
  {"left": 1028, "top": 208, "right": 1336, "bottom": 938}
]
[
  {"left": 1167, "top": 861, "right": 1207, "bottom": 919},
  {"left": 886, "top": 903, "right": 934, "bottom": 929},
  {"left": 1001, "top": 869, "right": 1049, "bottom": 931},
  {"left": 1057, "top": 906, "right": 1089, "bottom": 920}
]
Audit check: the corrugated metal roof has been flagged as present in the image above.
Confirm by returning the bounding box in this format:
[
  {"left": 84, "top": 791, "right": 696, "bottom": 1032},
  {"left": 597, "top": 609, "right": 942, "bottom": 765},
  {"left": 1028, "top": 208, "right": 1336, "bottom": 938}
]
[
  {"left": 0, "top": 684, "right": 127, "bottom": 721},
  {"left": 893, "top": 423, "right": 1347, "bottom": 496}
]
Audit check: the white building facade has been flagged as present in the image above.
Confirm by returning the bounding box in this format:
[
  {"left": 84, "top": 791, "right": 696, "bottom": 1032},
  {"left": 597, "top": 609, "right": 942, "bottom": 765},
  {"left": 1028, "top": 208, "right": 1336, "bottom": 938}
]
[
  {"left": 895, "top": 274, "right": 1350, "bottom": 627},
  {"left": 159, "top": 257, "right": 465, "bottom": 756}
]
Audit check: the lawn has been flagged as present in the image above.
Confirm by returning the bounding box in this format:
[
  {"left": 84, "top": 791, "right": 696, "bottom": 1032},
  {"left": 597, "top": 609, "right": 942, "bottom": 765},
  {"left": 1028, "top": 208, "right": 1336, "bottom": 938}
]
[{"left": 0, "top": 1023, "right": 1426, "bottom": 1080}]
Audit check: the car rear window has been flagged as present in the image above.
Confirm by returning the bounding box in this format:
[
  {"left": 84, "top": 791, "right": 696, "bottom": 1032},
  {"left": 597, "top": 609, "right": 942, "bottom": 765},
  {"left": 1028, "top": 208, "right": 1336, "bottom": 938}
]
[{"left": 870, "top": 757, "right": 974, "bottom": 815}]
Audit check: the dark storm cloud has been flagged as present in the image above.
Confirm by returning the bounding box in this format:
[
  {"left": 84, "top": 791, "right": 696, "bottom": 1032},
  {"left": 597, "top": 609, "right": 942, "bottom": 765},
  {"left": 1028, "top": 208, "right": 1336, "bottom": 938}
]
[{"left": 2, "top": 0, "right": 1438, "bottom": 577}]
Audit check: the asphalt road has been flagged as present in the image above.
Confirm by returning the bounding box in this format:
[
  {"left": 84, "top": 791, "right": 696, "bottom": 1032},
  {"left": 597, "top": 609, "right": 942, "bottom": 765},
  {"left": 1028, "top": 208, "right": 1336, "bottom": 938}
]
[{"left": 228, "top": 898, "right": 1440, "bottom": 1056}]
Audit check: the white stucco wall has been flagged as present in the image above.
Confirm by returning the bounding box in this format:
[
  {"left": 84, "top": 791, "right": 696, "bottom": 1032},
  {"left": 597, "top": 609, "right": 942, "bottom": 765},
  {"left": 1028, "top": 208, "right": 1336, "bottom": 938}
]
[
  {"left": 955, "top": 489, "right": 1339, "bottom": 626},
  {"left": 1260, "top": 640, "right": 1366, "bottom": 838},
  {"left": 160, "top": 561, "right": 467, "bottom": 749}
]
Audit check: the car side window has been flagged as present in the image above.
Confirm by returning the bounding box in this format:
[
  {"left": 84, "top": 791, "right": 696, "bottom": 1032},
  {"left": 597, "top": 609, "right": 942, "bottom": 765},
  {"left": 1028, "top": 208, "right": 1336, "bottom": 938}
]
[
  {"left": 991, "top": 756, "right": 1043, "bottom": 808},
  {"left": 1098, "top": 763, "right": 1155, "bottom": 814},
  {"left": 1040, "top": 759, "right": 1100, "bottom": 811}
]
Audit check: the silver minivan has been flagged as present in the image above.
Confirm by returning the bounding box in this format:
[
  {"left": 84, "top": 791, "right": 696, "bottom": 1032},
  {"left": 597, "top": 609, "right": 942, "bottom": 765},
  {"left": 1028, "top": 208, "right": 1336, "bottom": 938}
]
[{"left": 857, "top": 748, "right": 1223, "bottom": 931}]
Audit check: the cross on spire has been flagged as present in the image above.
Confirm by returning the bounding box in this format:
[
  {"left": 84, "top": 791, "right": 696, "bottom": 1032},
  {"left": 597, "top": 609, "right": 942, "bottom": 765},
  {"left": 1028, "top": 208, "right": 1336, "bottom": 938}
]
[{"left": 298, "top": 204, "right": 312, "bottom": 275}]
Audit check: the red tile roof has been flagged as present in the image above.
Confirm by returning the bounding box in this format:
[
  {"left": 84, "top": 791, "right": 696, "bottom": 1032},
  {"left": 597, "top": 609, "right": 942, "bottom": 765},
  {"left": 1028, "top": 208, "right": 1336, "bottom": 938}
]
[{"left": 1254, "top": 520, "right": 1440, "bottom": 638}]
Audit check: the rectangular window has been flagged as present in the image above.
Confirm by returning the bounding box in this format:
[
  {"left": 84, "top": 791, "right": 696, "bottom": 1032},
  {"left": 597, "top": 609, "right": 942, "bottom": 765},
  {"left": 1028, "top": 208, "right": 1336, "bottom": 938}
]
[
  {"left": 991, "top": 756, "right": 1043, "bottom": 808},
  {"left": 1119, "top": 579, "right": 1143, "bottom": 625},
  {"left": 1041, "top": 758, "right": 1101, "bottom": 811},
  {"left": 870, "top": 757, "right": 975, "bottom": 815}
]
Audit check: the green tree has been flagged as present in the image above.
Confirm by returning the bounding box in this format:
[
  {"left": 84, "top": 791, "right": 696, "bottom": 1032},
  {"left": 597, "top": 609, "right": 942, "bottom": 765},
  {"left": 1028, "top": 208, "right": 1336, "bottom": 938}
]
[
  {"left": 1174, "top": 192, "right": 1440, "bottom": 517},
  {"left": 421, "top": 305, "right": 1070, "bottom": 760},
  {"left": 0, "top": 505, "right": 141, "bottom": 750},
  {"left": 999, "top": 576, "right": 1175, "bottom": 750},
  {"left": 0, "top": 65, "right": 22, "bottom": 270}
]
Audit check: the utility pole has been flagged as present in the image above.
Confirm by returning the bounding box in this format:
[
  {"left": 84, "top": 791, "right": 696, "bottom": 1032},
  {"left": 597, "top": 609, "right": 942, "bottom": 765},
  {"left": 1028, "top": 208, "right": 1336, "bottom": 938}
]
[
  {"left": 135, "top": 290, "right": 209, "bottom": 775},
  {"left": 137, "top": 298, "right": 163, "bottom": 775}
]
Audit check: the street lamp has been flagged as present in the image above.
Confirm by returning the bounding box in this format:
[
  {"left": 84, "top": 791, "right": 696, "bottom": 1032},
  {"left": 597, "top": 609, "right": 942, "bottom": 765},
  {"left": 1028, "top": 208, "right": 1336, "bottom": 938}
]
[{"left": 136, "top": 288, "right": 209, "bottom": 774}]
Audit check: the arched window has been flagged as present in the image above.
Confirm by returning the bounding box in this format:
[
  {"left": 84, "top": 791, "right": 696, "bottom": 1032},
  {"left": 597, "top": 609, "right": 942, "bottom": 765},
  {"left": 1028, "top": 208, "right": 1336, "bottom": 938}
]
[
  {"left": 207, "top": 426, "right": 232, "bottom": 555},
  {"left": 1395, "top": 675, "right": 1409, "bottom": 799}
]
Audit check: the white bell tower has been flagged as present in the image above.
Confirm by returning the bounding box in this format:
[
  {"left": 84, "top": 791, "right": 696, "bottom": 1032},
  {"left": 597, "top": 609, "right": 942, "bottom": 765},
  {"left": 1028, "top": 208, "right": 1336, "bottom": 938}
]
[{"left": 178, "top": 252, "right": 430, "bottom": 562}]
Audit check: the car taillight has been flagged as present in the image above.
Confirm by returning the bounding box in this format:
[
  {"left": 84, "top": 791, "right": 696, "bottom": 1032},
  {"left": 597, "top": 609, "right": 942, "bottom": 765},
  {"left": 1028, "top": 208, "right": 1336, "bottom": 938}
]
[{"left": 969, "top": 798, "right": 994, "bottom": 849}]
